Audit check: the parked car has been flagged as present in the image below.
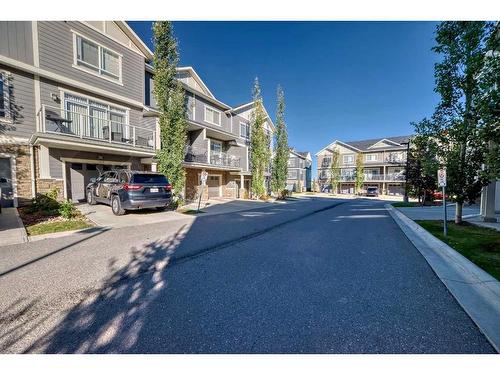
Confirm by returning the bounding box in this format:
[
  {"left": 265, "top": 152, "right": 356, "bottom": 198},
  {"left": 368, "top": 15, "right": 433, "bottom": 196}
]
[
  {"left": 432, "top": 190, "right": 449, "bottom": 200},
  {"left": 365, "top": 187, "right": 379, "bottom": 197},
  {"left": 86, "top": 170, "right": 172, "bottom": 215}
]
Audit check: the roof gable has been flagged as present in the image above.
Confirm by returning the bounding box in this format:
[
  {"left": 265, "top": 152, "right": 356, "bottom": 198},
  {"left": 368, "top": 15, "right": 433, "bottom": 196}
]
[
  {"left": 368, "top": 138, "right": 402, "bottom": 149},
  {"left": 176, "top": 67, "right": 215, "bottom": 99}
]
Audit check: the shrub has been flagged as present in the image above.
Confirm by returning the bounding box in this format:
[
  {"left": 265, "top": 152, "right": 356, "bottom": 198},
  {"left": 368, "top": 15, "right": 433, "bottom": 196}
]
[
  {"left": 58, "top": 200, "right": 76, "bottom": 219},
  {"left": 26, "top": 187, "right": 60, "bottom": 215},
  {"left": 280, "top": 189, "right": 291, "bottom": 199}
]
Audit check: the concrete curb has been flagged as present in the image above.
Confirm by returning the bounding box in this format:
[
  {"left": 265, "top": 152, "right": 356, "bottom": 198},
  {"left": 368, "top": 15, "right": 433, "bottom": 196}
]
[
  {"left": 13, "top": 208, "right": 29, "bottom": 243},
  {"left": 28, "top": 226, "right": 109, "bottom": 242},
  {"left": 385, "top": 204, "right": 500, "bottom": 353}
]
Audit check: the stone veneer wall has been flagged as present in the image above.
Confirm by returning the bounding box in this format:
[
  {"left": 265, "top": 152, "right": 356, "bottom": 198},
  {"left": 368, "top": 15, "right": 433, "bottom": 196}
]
[
  {"left": 0, "top": 143, "right": 33, "bottom": 206},
  {"left": 33, "top": 146, "right": 64, "bottom": 201},
  {"left": 184, "top": 168, "right": 240, "bottom": 202}
]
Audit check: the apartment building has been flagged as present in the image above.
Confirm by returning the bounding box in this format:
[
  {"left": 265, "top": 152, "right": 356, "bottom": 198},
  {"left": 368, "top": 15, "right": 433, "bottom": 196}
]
[
  {"left": 316, "top": 136, "right": 411, "bottom": 195},
  {"left": 0, "top": 21, "right": 158, "bottom": 206},
  {"left": 286, "top": 149, "right": 312, "bottom": 192},
  {"left": 144, "top": 66, "right": 275, "bottom": 201}
]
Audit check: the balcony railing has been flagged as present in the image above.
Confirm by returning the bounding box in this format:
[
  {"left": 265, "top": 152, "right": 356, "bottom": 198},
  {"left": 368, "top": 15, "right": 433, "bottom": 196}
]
[
  {"left": 184, "top": 146, "right": 241, "bottom": 168},
  {"left": 210, "top": 152, "right": 241, "bottom": 168},
  {"left": 39, "top": 105, "right": 156, "bottom": 150},
  {"left": 317, "top": 173, "right": 405, "bottom": 182}
]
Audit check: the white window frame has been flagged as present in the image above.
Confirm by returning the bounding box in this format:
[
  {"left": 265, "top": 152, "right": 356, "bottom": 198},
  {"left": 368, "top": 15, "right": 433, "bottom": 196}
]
[
  {"left": 365, "top": 154, "right": 378, "bottom": 162},
  {"left": 343, "top": 154, "right": 354, "bottom": 164},
  {"left": 60, "top": 89, "right": 130, "bottom": 136},
  {"left": 0, "top": 71, "right": 11, "bottom": 122},
  {"left": 240, "top": 122, "right": 250, "bottom": 139},
  {"left": 72, "top": 30, "right": 123, "bottom": 85},
  {"left": 204, "top": 105, "right": 222, "bottom": 126}
]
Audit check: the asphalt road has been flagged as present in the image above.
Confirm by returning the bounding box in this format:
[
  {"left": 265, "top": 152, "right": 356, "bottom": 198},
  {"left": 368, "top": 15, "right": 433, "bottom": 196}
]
[{"left": 0, "top": 197, "right": 494, "bottom": 353}]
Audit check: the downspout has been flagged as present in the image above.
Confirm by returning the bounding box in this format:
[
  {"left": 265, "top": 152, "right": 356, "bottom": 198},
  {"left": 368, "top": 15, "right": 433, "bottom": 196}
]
[{"left": 30, "top": 145, "right": 36, "bottom": 198}]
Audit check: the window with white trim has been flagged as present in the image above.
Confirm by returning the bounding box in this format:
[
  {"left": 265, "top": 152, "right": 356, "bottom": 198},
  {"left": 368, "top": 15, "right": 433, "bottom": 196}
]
[
  {"left": 288, "top": 169, "right": 298, "bottom": 179},
  {"left": 204, "top": 106, "right": 221, "bottom": 126},
  {"left": 240, "top": 122, "right": 250, "bottom": 139},
  {"left": 0, "top": 72, "right": 10, "bottom": 119},
  {"left": 74, "top": 34, "right": 122, "bottom": 82},
  {"left": 343, "top": 154, "right": 354, "bottom": 164},
  {"left": 365, "top": 154, "right": 378, "bottom": 162},
  {"left": 62, "top": 92, "right": 128, "bottom": 139}
]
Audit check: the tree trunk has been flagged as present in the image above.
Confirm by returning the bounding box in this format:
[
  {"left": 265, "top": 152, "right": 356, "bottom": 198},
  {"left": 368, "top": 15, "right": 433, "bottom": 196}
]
[{"left": 455, "top": 201, "right": 463, "bottom": 224}]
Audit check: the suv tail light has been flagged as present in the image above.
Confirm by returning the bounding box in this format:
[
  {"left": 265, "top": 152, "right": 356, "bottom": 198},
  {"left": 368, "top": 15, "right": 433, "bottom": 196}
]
[
  {"left": 165, "top": 184, "right": 172, "bottom": 191},
  {"left": 124, "top": 183, "right": 143, "bottom": 191}
]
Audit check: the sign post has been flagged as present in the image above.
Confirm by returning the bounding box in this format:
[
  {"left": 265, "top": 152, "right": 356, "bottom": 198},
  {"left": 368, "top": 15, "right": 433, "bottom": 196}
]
[
  {"left": 437, "top": 169, "right": 447, "bottom": 237},
  {"left": 198, "top": 170, "right": 208, "bottom": 213}
]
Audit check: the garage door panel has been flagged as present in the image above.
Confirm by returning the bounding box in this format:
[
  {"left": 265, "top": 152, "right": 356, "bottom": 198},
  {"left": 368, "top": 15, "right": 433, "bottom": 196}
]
[
  {"left": 0, "top": 157, "right": 13, "bottom": 207},
  {"left": 207, "top": 175, "right": 221, "bottom": 198}
]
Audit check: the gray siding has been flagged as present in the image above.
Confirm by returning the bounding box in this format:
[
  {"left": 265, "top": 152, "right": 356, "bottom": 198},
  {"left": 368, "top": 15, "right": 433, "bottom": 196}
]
[
  {"left": 227, "top": 143, "right": 247, "bottom": 171},
  {"left": 189, "top": 129, "right": 208, "bottom": 151},
  {"left": 37, "top": 21, "right": 144, "bottom": 103},
  {"left": 0, "top": 64, "right": 36, "bottom": 138},
  {"left": 193, "top": 95, "right": 232, "bottom": 134},
  {"left": 0, "top": 22, "right": 34, "bottom": 65}
]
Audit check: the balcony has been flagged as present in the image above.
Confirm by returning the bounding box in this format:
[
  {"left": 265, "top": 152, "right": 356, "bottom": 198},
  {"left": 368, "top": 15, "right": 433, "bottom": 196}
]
[
  {"left": 318, "top": 174, "right": 405, "bottom": 182},
  {"left": 184, "top": 146, "right": 241, "bottom": 168},
  {"left": 39, "top": 105, "right": 156, "bottom": 150}
]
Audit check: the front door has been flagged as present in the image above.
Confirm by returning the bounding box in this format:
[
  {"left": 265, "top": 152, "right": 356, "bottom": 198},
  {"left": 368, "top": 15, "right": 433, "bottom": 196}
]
[
  {"left": 207, "top": 175, "right": 221, "bottom": 198},
  {"left": 0, "top": 157, "right": 13, "bottom": 207}
]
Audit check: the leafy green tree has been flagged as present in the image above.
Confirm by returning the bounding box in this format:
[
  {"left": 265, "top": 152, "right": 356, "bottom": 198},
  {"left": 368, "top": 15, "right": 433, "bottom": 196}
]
[
  {"left": 250, "top": 78, "right": 270, "bottom": 198},
  {"left": 476, "top": 26, "right": 500, "bottom": 184},
  {"left": 271, "top": 85, "right": 289, "bottom": 198},
  {"left": 152, "top": 21, "right": 187, "bottom": 201},
  {"left": 415, "top": 21, "right": 495, "bottom": 223},
  {"left": 329, "top": 148, "right": 341, "bottom": 194},
  {"left": 354, "top": 153, "right": 364, "bottom": 194},
  {"left": 405, "top": 131, "right": 439, "bottom": 204}
]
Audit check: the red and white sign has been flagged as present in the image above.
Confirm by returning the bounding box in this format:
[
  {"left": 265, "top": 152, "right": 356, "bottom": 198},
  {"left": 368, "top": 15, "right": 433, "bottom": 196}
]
[{"left": 437, "top": 169, "right": 446, "bottom": 187}]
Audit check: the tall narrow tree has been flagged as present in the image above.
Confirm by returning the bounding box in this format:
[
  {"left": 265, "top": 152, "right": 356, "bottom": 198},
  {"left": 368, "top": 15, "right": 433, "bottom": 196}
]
[
  {"left": 329, "top": 148, "right": 341, "bottom": 195},
  {"left": 415, "top": 21, "right": 494, "bottom": 223},
  {"left": 152, "top": 21, "right": 187, "bottom": 202},
  {"left": 250, "top": 78, "right": 270, "bottom": 198},
  {"left": 271, "top": 85, "right": 288, "bottom": 198},
  {"left": 354, "top": 153, "right": 364, "bottom": 194}
]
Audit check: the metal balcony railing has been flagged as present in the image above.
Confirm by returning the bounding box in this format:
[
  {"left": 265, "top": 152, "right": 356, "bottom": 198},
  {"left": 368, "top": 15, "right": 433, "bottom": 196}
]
[
  {"left": 210, "top": 152, "right": 241, "bottom": 168},
  {"left": 184, "top": 146, "right": 208, "bottom": 163},
  {"left": 39, "top": 105, "right": 156, "bottom": 150}
]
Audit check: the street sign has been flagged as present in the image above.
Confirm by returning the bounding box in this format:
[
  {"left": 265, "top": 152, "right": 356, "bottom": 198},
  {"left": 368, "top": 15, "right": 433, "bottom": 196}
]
[
  {"left": 437, "top": 169, "right": 446, "bottom": 187},
  {"left": 201, "top": 170, "right": 208, "bottom": 186}
]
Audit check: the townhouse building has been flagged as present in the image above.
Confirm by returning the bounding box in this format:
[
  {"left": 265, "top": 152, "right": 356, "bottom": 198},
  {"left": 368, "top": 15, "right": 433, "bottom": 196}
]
[
  {"left": 145, "top": 65, "right": 275, "bottom": 201},
  {"left": 316, "top": 136, "right": 411, "bottom": 195},
  {"left": 286, "top": 149, "right": 312, "bottom": 192},
  {"left": 0, "top": 21, "right": 275, "bottom": 207},
  {"left": 1, "top": 21, "right": 158, "bottom": 207}
]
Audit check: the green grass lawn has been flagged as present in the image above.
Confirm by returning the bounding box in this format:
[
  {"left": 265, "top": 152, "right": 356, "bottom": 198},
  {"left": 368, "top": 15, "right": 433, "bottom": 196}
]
[
  {"left": 26, "top": 219, "right": 92, "bottom": 236},
  {"left": 416, "top": 220, "right": 500, "bottom": 281}
]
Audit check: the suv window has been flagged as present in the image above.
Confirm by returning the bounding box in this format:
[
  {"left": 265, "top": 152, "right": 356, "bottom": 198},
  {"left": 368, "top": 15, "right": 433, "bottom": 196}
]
[
  {"left": 131, "top": 174, "right": 168, "bottom": 184},
  {"left": 104, "top": 172, "right": 117, "bottom": 183},
  {"left": 118, "top": 171, "right": 129, "bottom": 183}
]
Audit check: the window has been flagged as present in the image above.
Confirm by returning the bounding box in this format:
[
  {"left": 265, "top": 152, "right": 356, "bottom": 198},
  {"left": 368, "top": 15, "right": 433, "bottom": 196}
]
[
  {"left": 365, "top": 154, "right": 378, "bottom": 162},
  {"left": 343, "top": 154, "right": 354, "bottom": 164},
  {"left": 204, "top": 106, "right": 221, "bottom": 126},
  {"left": 0, "top": 72, "right": 10, "bottom": 119},
  {"left": 63, "top": 92, "right": 128, "bottom": 139},
  {"left": 240, "top": 122, "right": 250, "bottom": 139},
  {"left": 288, "top": 169, "right": 298, "bottom": 179},
  {"left": 74, "top": 33, "right": 122, "bottom": 82},
  {"left": 210, "top": 139, "right": 222, "bottom": 154}
]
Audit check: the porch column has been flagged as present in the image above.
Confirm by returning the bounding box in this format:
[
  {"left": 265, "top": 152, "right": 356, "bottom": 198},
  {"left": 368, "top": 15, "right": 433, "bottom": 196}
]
[
  {"left": 481, "top": 181, "right": 498, "bottom": 222},
  {"left": 239, "top": 173, "right": 245, "bottom": 199}
]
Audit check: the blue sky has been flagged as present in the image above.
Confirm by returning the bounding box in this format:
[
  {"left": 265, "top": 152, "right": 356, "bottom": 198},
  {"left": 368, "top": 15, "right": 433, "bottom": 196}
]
[{"left": 129, "top": 21, "right": 440, "bottom": 172}]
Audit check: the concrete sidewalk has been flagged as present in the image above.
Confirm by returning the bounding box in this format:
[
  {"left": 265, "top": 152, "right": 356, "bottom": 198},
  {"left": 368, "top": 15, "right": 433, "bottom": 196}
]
[
  {"left": 387, "top": 204, "right": 500, "bottom": 352},
  {"left": 0, "top": 208, "right": 27, "bottom": 246}
]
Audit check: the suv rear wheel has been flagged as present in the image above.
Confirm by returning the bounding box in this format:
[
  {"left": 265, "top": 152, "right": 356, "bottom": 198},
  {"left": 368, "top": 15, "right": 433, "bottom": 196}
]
[
  {"left": 111, "top": 195, "right": 125, "bottom": 216},
  {"left": 87, "top": 189, "right": 96, "bottom": 205}
]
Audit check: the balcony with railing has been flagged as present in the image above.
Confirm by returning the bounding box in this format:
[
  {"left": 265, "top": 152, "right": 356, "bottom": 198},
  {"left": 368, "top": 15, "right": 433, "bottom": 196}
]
[
  {"left": 39, "top": 105, "right": 156, "bottom": 150},
  {"left": 184, "top": 146, "right": 241, "bottom": 169}
]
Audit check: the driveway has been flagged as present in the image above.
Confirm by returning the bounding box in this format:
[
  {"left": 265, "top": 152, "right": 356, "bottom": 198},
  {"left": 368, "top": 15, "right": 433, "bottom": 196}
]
[
  {"left": 78, "top": 198, "right": 286, "bottom": 229},
  {"left": 0, "top": 198, "right": 494, "bottom": 353}
]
